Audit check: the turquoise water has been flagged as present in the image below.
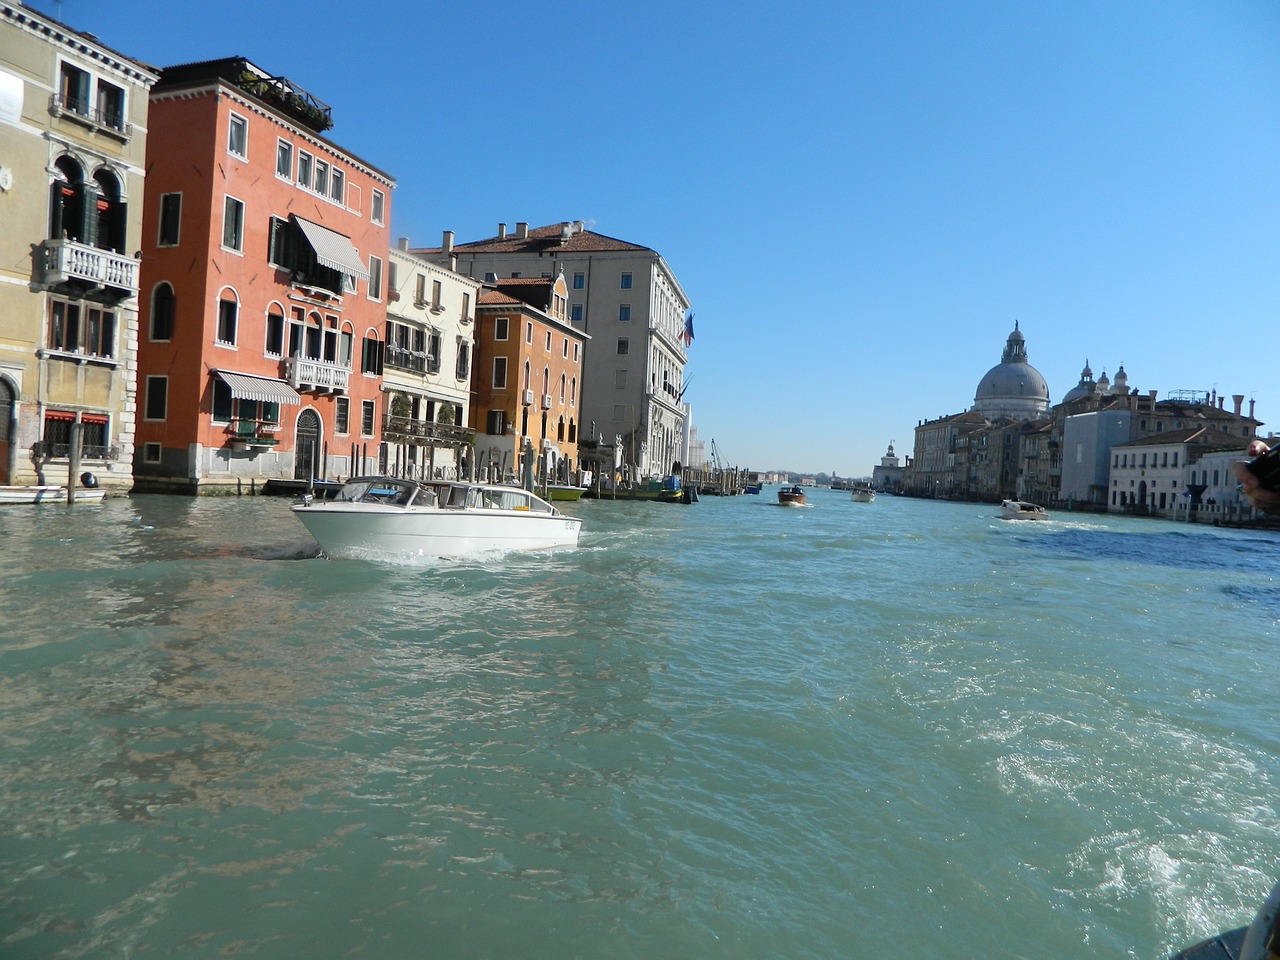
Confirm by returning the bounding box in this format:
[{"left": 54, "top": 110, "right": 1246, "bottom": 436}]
[{"left": 1, "top": 488, "right": 1278, "bottom": 959}]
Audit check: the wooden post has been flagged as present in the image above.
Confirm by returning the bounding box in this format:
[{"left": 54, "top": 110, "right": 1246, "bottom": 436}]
[{"left": 66, "top": 419, "right": 81, "bottom": 505}]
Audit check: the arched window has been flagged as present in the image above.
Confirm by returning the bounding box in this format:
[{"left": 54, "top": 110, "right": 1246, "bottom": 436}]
[
  {"left": 216, "top": 289, "right": 239, "bottom": 345},
  {"left": 559, "top": 373, "right": 566, "bottom": 403},
  {"left": 523, "top": 361, "right": 531, "bottom": 392},
  {"left": 150, "top": 283, "right": 175, "bottom": 341},
  {"left": 568, "top": 418, "right": 577, "bottom": 443},
  {"left": 50, "top": 157, "right": 86, "bottom": 242},
  {"left": 557, "top": 416, "right": 565, "bottom": 441},
  {"left": 570, "top": 377, "right": 576, "bottom": 405},
  {"left": 542, "top": 367, "right": 549, "bottom": 395},
  {"left": 92, "top": 168, "right": 126, "bottom": 253}
]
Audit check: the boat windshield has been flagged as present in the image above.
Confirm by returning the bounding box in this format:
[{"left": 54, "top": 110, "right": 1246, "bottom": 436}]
[{"left": 335, "top": 478, "right": 423, "bottom": 506}]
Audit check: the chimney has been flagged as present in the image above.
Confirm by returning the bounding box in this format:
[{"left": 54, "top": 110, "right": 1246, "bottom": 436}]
[
  {"left": 397, "top": 237, "right": 410, "bottom": 251},
  {"left": 442, "top": 230, "right": 454, "bottom": 255},
  {"left": 1234, "top": 394, "right": 1244, "bottom": 416},
  {"left": 1218, "top": 397, "right": 1225, "bottom": 410},
  {"left": 515, "top": 222, "right": 528, "bottom": 239},
  {"left": 1250, "top": 399, "right": 1257, "bottom": 419},
  {"left": 497, "top": 223, "right": 507, "bottom": 239}
]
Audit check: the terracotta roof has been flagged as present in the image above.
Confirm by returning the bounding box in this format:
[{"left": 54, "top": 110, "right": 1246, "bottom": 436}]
[
  {"left": 477, "top": 290, "right": 524, "bottom": 306},
  {"left": 417, "top": 223, "right": 653, "bottom": 257}
]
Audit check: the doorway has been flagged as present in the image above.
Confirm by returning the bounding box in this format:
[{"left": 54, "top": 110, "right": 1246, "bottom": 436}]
[
  {"left": 294, "top": 408, "right": 321, "bottom": 481},
  {"left": 0, "top": 379, "right": 12, "bottom": 484}
]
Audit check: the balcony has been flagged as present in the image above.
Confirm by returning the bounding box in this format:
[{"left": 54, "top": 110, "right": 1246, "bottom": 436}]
[
  {"left": 285, "top": 356, "right": 349, "bottom": 393},
  {"left": 49, "top": 94, "right": 132, "bottom": 141},
  {"left": 41, "top": 239, "right": 139, "bottom": 295},
  {"left": 227, "top": 418, "right": 280, "bottom": 450},
  {"left": 381, "top": 414, "right": 474, "bottom": 447},
  {"left": 385, "top": 344, "right": 436, "bottom": 375}
]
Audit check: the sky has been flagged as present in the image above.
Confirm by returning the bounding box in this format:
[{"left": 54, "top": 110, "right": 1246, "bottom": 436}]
[{"left": 28, "top": 0, "right": 1280, "bottom": 476}]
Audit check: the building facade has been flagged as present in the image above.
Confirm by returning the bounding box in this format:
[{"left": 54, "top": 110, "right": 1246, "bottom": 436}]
[
  {"left": 382, "top": 246, "right": 480, "bottom": 480},
  {"left": 420, "top": 221, "right": 690, "bottom": 480},
  {"left": 0, "top": 5, "right": 156, "bottom": 490},
  {"left": 472, "top": 276, "right": 587, "bottom": 485},
  {"left": 133, "top": 57, "right": 394, "bottom": 492},
  {"left": 1108, "top": 428, "right": 1245, "bottom": 517}
]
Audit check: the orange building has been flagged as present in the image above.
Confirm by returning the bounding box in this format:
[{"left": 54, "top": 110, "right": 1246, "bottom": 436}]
[
  {"left": 472, "top": 276, "right": 587, "bottom": 484},
  {"left": 133, "top": 57, "right": 394, "bottom": 493}
]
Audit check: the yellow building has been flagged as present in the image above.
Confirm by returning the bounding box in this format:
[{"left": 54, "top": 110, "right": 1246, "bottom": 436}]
[{"left": 0, "top": 6, "right": 156, "bottom": 490}]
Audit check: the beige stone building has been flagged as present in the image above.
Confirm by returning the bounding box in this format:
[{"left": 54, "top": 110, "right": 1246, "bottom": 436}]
[{"left": 0, "top": 5, "right": 156, "bottom": 490}]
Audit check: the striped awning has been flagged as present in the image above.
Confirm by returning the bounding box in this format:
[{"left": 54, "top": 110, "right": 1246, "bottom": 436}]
[
  {"left": 293, "top": 216, "right": 369, "bottom": 281},
  {"left": 214, "top": 370, "right": 301, "bottom": 406}
]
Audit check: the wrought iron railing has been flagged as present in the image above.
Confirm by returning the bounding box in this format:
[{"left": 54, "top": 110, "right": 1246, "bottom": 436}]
[
  {"left": 381, "top": 414, "right": 474, "bottom": 446},
  {"left": 49, "top": 94, "right": 131, "bottom": 139},
  {"left": 227, "top": 418, "right": 280, "bottom": 445}
]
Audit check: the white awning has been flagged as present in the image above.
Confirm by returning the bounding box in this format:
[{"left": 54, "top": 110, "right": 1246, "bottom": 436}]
[
  {"left": 293, "top": 216, "right": 369, "bottom": 281},
  {"left": 214, "top": 370, "right": 301, "bottom": 406}
]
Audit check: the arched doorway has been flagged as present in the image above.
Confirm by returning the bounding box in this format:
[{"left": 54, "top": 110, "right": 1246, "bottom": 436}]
[
  {"left": 294, "top": 408, "right": 321, "bottom": 481},
  {"left": 0, "top": 379, "right": 12, "bottom": 484}
]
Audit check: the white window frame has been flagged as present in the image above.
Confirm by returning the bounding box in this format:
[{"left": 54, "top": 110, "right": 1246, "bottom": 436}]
[
  {"left": 275, "top": 138, "right": 293, "bottom": 180},
  {"left": 367, "top": 255, "right": 383, "bottom": 301},
  {"left": 494, "top": 317, "right": 509, "bottom": 341},
  {"left": 371, "top": 188, "right": 385, "bottom": 225},
  {"left": 228, "top": 112, "right": 248, "bottom": 159},
  {"left": 221, "top": 195, "right": 245, "bottom": 254}
]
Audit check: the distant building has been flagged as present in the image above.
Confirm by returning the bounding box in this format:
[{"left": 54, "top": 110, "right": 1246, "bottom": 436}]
[
  {"left": 0, "top": 6, "right": 157, "bottom": 490},
  {"left": 1058, "top": 409, "right": 1133, "bottom": 505},
  {"left": 382, "top": 246, "right": 481, "bottom": 480},
  {"left": 1108, "top": 427, "right": 1244, "bottom": 517},
  {"left": 971, "top": 322, "right": 1050, "bottom": 420},
  {"left": 133, "top": 57, "right": 394, "bottom": 492},
  {"left": 472, "top": 275, "right": 587, "bottom": 485},
  {"left": 418, "top": 221, "right": 691, "bottom": 481},
  {"left": 871, "top": 441, "right": 904, "bottom": 492}
]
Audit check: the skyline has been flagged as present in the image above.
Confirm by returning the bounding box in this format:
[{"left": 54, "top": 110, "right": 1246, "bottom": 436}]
[{"left": 25, "top": 0, "right": 1280, "bottom": 476}]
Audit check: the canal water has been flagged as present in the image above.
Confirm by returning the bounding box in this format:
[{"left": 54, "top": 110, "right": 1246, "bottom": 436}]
[{"left": 1, "top": 488, "right": 1278, "bottom": 959}]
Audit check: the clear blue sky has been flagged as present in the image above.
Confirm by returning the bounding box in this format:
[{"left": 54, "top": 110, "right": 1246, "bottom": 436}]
[{"left": 34, "top": 0, "right": 1280, "bottom": 476}]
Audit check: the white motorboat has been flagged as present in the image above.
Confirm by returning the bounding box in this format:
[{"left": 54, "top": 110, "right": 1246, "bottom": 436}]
[
  {"left": 291, "top": 476, "right": 583, "bottom": 560},
  {"left": 1000, "top": 499, "right": 1049, "bottom": 520},
  {"left": 0, "top": 485, "right": 106, "bottom": 504},
  {"left": 850, "top": 484, "right": 876, "bottom": 503}
]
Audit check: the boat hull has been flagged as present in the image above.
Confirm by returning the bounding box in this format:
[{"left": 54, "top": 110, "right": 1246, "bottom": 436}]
[
  {"left": 546, "top": 485, "right": 587, "bottom": 502},
  {"left": 293, "top": 504, "right": 582, "bottom": 559},
  {"left": 1000, "top": 499, "right": 1049, "bottom": 520},
  {"left": 0, "top": 485, "right": 106, "bottom": 504},
  {"left": 851, "top": 489, "right": 875, "bottom": 503}
]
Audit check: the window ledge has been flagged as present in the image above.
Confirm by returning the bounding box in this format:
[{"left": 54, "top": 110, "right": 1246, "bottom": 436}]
[{"left": 38, "top": 348, "right": 119, "bottom": 369}]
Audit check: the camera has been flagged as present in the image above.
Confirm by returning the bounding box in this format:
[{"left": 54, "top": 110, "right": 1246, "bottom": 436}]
[{"left": 1245, "top": 442, "right": 1280, "bottom": 492}]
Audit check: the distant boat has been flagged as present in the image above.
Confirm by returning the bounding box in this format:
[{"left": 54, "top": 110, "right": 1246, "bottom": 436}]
[
  {"left": 850, "top": 483, "right": 876, "bottom": 503},
  {"left": 546, "top": 484, "right": 587, "bottom": 502},
  {"left": 744, "top": 482, "right": 762, "bottom": 495},
  {"left": 778, "top": 485, "right": 806, "bottom": 506},
  {"left": 1000, "top": 499, "right": 1049, "bottom": 521},
  {"left": 291, "top": 476, "right": 583, "bottom": 560}
]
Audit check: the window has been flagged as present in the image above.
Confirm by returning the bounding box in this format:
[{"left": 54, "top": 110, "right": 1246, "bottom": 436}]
[
  {"left": 494, "top": 317, "right": 509, "bottom": 341},
  {"left": 144, "top": 376, "right": 167, "bottom": 420},
  {"left": 367, "top": 255, "right": 383, "bottom": 300},
  {"left": 545, "top": 331, "right": 552, "bottom": 352},
  {"left": 456, "top": 341, "right": 470, "bottom": 380},
  {"left": 361, "top": 400, "right": 376, "bottom": 436},
  {"left": 43, "top": 412, "right": 108, "bottom": 458},
  {"left": 562, "top": 339, "right": 569, "bottom": 358},
  {"left": 330, "top": 168, "right": 344, "bottom": 204},
  {"left": 619, "top": 304, "right": 631, "bottom": 322},
  {"left": 297, "top": 150, "right": 313, "bottom": 187},
  {"left": 361, "top": 334, "right": 383, "bottom": 374},
  {"left": 573, "top": 343, "right": 579, "bottom": 362},
  {"left": 432, "top": 279, "right": 442, "bottom": 309},
  {"left": 276, "top": 139, "right": 293, "bottom": 179},
  {"left": 150, "top": 283, "right": 175, "bottom": 341},
  {"left": 143, "top": 442, "right": 161, "bottom": 464},
  {"left": 95, "top": 80, "right": 124, "bottom": 131},
  {"left": 461, "top": 292, "right": 470, "bottom": 322},
  {"left": 571, "top": 377, "right": 576, "bottom": 405},
  {"left": 371, "top": 189, "right": 385, "bottom": 224},
  {"left": 620, "top": 272, "right": 632, "bottom": 289},
  {"left": 314, "top": 160, "right": 329, "bottom": 197},
  {"left": 573, "top": 272, "right": 585, "bottom": 289},
  {"left": 265, "top": 308, "right": 285, "bottom": 356},
  {"left": 222, "top": 196, "right": 244, "bottom": 251},
  {"left": 217, "top": 297, "right": 238, "bottom": 345},
  {"left": 571, "top": 303, "right": 582, "bottom": 323},
  {"left": 228, "top": 113, "right": 248, "bottom": 159},
  {"left": 415, "top": 274, "right": 427, "bottom": 305},
  {"left": 493, "top": 356, "right": 508, "bottom": 389},
  {"left": 486, "top": 410, "right": 506, "bottom": 435},
  {"left": 59, "top": 63, "right": 90, "bottom": 116},
  {"left": 525, "top": 322, "right": 533, "bottom": 344},
  {"left": 157, "top": 193, "right": 181, "bottom": 246},
  {"left": 617, "top": 337, "right": 629, "bottom": 355},
  {"left": 335, "top": 397, "right": 350, "bottom": 435},
  {"left": 48, "top": 300, "right": 116, "bottom": 359}
]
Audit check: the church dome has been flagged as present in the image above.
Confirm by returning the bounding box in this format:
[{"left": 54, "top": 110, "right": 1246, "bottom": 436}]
[
  {"left": 972, "top": 323, "right": 1050, "bottom": 419},
  {"left": 1061, "top": 359, "right": 1095, "bottom": 404}
]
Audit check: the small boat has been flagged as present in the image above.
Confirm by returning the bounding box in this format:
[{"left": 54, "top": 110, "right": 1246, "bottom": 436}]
[
  {"left": 850, "top": 484, "right": 876, "bottom": 503},
  {"left": 1000, "top": 499, "right": 1049, "bottom": 520},
  {"left": 744, "top": 483, "right": 762, "bottom": 495},
  {"left": 0, "top": 485, "right": 106, "bottom": 504},
  {"left": 545, "top": 484, "right": 587, "bottom": 502},
  {"left": 778, "top": 485, "right": 807, "bottom": 506},
  {"left": 291, "top": 476, "right": 583, "bottom": 560}
]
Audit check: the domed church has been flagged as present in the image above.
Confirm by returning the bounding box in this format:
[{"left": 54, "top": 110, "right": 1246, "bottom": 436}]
[{"left": 972, "top": 322, "right": 1050, "bottom": 419}]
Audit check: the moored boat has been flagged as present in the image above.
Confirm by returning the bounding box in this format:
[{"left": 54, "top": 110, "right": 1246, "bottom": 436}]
[
  {"left": 291, "top": 476, "right": 583, "bottom": 560},
  {"left": 0, "top": 485, "right": 106, "bottom": 504},
  {"left": 546, "top": 484, "right": 587, "bottom": 502},
  {"left": 778, "top": 484, "right": 807, "bottom": 506},
  {"left": 1000, "top": 499, "right": 1049, "bottom": 520}
]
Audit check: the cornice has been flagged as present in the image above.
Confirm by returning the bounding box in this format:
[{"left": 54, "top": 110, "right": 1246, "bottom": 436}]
[{"left": 1, "top": 5, "right": 158, "bottom": 86}]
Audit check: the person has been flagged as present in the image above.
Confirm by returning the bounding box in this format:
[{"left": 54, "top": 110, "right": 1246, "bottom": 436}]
[{"left": 1232, "top": 439, "right": 1280, "bottom": 516}]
